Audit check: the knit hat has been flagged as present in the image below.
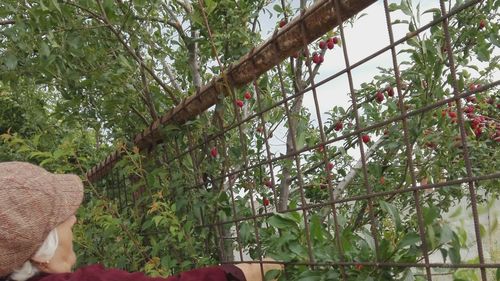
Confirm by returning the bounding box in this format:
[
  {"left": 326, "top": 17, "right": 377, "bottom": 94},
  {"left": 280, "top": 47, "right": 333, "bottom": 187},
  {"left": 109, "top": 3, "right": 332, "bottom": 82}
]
[{"left": 0, "top": 162, "right": 84, "bottom": 277}]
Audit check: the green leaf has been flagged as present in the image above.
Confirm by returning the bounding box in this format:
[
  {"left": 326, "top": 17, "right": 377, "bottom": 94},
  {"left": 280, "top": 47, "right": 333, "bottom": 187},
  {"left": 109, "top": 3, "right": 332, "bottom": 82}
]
[
  {"left": 239, "top": 222, "right": 252, "bottom": 243},
  {"left": 379, "top": 200, "right": 402, "bottom": 229},
  {"left": 423, "top": 205, "right": 439, "bottom": 225},
  {"left": 423, "top": 8, "right": 440, "bottom": 15},
  {"left": 400, "top": 0, "right": 411, "bottom": 16},
  {"left": 476, "top": 44, "right": 490, "bottom": 62},
  {"left": 440, "top": 224, "right": 453, "bottom": 244},
  {"left": 448, "top": 246, "right": 461, "bottom": 264},
  {"left": 296, "top": 271, "right": 322, "bottom": 281},
  {"left": 265, "top": 269, "right": 281, "bottom": 281},
  {"left": 496, "top": 268, "right": 500, "bottom": 281},
  {"left": 268, "top": 214, "right": 298, "bottom": 230},
  {"left": 205, "top": 0, "right": 217, "bottom": 15},
  {"left": 50, "top": 0, "right": 62, "bottom": 13},
  {"left": 4, "top": 52, "right": 18, "bottom": 70},
  {"left": 398, "top": 232, "right": 421, "bottom": 249},
  {"left": 310, "top": 214, "right": 323, "bottom": 242},
  {"left": 273, "top": 4, "right": 283, "bottom": 13},
  {"left": 40, "top": 42, "right": 50, "bottom": 58}
]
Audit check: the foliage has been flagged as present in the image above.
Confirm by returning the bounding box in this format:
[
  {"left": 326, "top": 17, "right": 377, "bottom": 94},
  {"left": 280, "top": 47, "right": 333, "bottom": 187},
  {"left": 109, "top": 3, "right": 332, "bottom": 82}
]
[{"left": 1, "top": 0, "right": 499, "bottom": 280}]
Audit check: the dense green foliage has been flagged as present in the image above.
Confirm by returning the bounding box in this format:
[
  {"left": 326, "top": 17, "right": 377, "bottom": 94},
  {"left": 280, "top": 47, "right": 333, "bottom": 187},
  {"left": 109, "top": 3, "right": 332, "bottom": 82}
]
[{"left": 1, "top": 0, "right": 499, "bottom": 280}]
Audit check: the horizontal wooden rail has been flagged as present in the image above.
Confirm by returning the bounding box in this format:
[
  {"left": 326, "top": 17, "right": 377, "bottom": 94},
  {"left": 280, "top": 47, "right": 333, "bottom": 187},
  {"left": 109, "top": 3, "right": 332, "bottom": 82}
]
[{"left": 85, "top": 0, "right": 376, "bottom": 182}]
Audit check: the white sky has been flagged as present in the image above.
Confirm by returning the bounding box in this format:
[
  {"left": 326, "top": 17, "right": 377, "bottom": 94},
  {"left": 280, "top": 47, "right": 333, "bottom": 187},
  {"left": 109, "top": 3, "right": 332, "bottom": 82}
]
[
  {"left": 255, "top": 0, "right": 438, "bottom": 153},
  {"left": 253, "top": 0, "right": 498, "bottom": 154}
]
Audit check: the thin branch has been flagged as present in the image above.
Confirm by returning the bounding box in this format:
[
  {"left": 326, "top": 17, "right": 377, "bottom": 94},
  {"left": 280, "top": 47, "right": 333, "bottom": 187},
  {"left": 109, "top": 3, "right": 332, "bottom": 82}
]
[
  {"left": 162, "top": 3, "right": 188, "bottom": 42},
  {"left": 162, "top": 60, "right": 183, "bottom": 93},
  {"left": 130, "top": 105, "right": 150, "bottom": 126},
  {"left": 173, "top": 0, "right": 192, "bottom": 14},
  {"left": 136, "top": 48, "right": 159, "bottom": 121},
  {"left": 0, "top": 20, "right": 15, "bottom": 26},
  {"left": 92, "top": 0, "right": 179, "bottom": 104}
]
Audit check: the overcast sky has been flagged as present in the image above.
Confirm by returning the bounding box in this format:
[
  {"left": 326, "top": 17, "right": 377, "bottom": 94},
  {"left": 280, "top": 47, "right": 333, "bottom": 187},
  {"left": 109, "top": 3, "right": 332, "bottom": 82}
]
[
  {"left": 254, "top": 0, "right": 498, "bottom": 154},
  {"left": 255, "top": 0, "right": 436, "bottom": 152}
]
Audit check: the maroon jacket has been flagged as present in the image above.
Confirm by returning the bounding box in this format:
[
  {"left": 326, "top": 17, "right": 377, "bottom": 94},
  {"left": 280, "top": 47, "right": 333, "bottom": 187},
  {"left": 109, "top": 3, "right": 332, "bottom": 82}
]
[{"left": 0, "top": 264, "right": 245, "bottom": 281}]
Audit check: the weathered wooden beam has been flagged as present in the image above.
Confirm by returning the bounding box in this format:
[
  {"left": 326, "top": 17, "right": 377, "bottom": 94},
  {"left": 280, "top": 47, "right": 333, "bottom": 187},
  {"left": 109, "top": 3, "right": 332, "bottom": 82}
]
[{"left": 86, "top": 0, "right": 376, "bottom": 182}]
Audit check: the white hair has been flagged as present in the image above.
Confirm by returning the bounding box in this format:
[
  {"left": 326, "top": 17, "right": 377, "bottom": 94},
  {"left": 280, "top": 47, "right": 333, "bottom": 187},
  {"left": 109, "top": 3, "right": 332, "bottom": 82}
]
[{"left": 9, "top": 229, "right": 59, "bottom": 281}]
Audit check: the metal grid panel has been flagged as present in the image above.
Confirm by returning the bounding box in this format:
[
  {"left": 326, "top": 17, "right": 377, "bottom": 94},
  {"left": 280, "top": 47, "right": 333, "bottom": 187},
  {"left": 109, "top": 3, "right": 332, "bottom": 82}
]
[{"left": 88, "top": 0, "right": 499, "bottom": 280}]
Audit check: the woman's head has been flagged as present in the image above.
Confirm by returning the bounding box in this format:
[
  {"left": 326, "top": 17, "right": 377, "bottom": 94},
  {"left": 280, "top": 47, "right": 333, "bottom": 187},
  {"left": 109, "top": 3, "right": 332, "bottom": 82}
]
[{"left": 0, "top": 162, "right": 83, "bottom": 278}]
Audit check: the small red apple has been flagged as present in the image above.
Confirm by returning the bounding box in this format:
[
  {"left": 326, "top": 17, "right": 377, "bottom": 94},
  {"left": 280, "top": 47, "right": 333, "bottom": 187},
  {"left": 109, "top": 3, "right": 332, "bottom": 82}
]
[
  {"left": 264, "top": 179, "right": 273, "bottom": 188},
  {"left": 426, "top": 142, "right": 436, "bottom": 149},
  {"left": 236, "top": 99, "right": 244, "bottom": 108},
  {"left": 263, "top": 197, "right": 270, "bottom": 206},
  {"left": 210, "top": 147, "right": 218, "bottom": 157},
  {"left": 334, "top": 121, "right": 343, "bottom": 131},
  {"left": 464, "top": 105, "right": 474, "bottom": 114},
  {"left": 467, "top": 96, "right": 477, "bottom": 103},
  {"left": 375, "top": 91, "right": 384, "bottom": 103},
  {"left": 385, "top": 86, "right": 394, "bottom": 97},
  {"left": 319, "top": 41, "right": 326, "bottom": 49},
  {"left": 244, "top": 91, "right": 251, "bottom": 100},
  {"left": 317, "top": 145, "right": 325, "bottom": 153},
  {"left": 474, "top": 127, "right": 482, "bottom": 137},
  {"left": 326, "top": 40, "right": 334, "bottom": 49},
  {"left": 326, "top": 162, "right": 334, "bottom": 171},
  {"left": 279, "top": 19, "right": 287, "bottom": 28},
  {"left": 312, "top": 53, "right": 323, "bottom": 64},
  {"left": 362, "top": 134, "right": 370, "bottom": 144},
  {"left": 479, "top": 19, "right": 486, "bottom": 29}
]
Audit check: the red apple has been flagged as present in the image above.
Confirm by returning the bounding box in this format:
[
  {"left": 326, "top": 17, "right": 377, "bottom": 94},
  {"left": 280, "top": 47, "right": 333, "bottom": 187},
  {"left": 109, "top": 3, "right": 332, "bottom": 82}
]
[
  {"left": 327, "top": 40, "right": 334, "bottom": 49},
  {"left": 375, "top": 91, "right": 384, "bottom": 103},
  {"left": 210, "top": 147, "right": 217, "bottom": 157},
  {"left": 263, "top": 197, "right": 270, "bottom": 206},
  {"left": 379, "top": 177, "right": 385, "bottom": 185},
  {"left": 264, "top": 179, "right": 273, "bottom": 188},
  {"left": 479, "top": 19, "right": 486, "bottom": 29},
  {"left": 464, "top": 105, "right": 474, "bottom": 114},
  {"left": 362, "top": 134, "right": 370, "bottom": 144},
  {"left": 326, "top": 162, "right": 334, "bottom": 171},
  {"left": 334, "top": 121, "right": 343, "bottom": 131},
  {"left": 385, "top": 86, "right": 394, "bottom": 97}
]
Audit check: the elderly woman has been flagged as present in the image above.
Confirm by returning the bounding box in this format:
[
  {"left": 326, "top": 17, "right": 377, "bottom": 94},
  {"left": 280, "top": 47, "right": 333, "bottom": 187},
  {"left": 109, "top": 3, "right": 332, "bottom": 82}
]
[{"left": 0, "top": 162, "right": 281, "bottom": 281}]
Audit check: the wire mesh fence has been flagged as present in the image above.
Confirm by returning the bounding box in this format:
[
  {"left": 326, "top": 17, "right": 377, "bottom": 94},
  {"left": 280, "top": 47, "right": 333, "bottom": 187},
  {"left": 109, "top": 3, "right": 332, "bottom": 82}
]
[{"left": 84, "top": 0, "right": 499, "bottom": 280}]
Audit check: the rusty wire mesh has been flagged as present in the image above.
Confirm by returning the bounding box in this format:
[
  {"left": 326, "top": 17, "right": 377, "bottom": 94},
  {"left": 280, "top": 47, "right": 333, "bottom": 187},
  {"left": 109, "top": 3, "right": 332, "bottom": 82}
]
[{"left": 85, "top": 0, "right": 499, "bottom": 280}]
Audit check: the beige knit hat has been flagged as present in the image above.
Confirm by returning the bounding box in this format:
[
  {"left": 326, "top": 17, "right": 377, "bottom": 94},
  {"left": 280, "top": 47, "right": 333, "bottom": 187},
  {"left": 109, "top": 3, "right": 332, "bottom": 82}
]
[{"left": 0, "top": 162, "right": 84, "bottom": 277}]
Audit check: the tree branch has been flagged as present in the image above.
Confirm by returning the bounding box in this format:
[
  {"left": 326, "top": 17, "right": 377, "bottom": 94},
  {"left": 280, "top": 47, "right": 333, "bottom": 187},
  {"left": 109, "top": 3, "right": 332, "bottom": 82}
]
[
  {"left": 0, "top": 20, "right": 15, "bottom": 26},
  {"left": 130, "top": 105, "right": 151, "bottom": 126},
  {"left": 93, "top": 0, "right": 179, "bottom": 104}
]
